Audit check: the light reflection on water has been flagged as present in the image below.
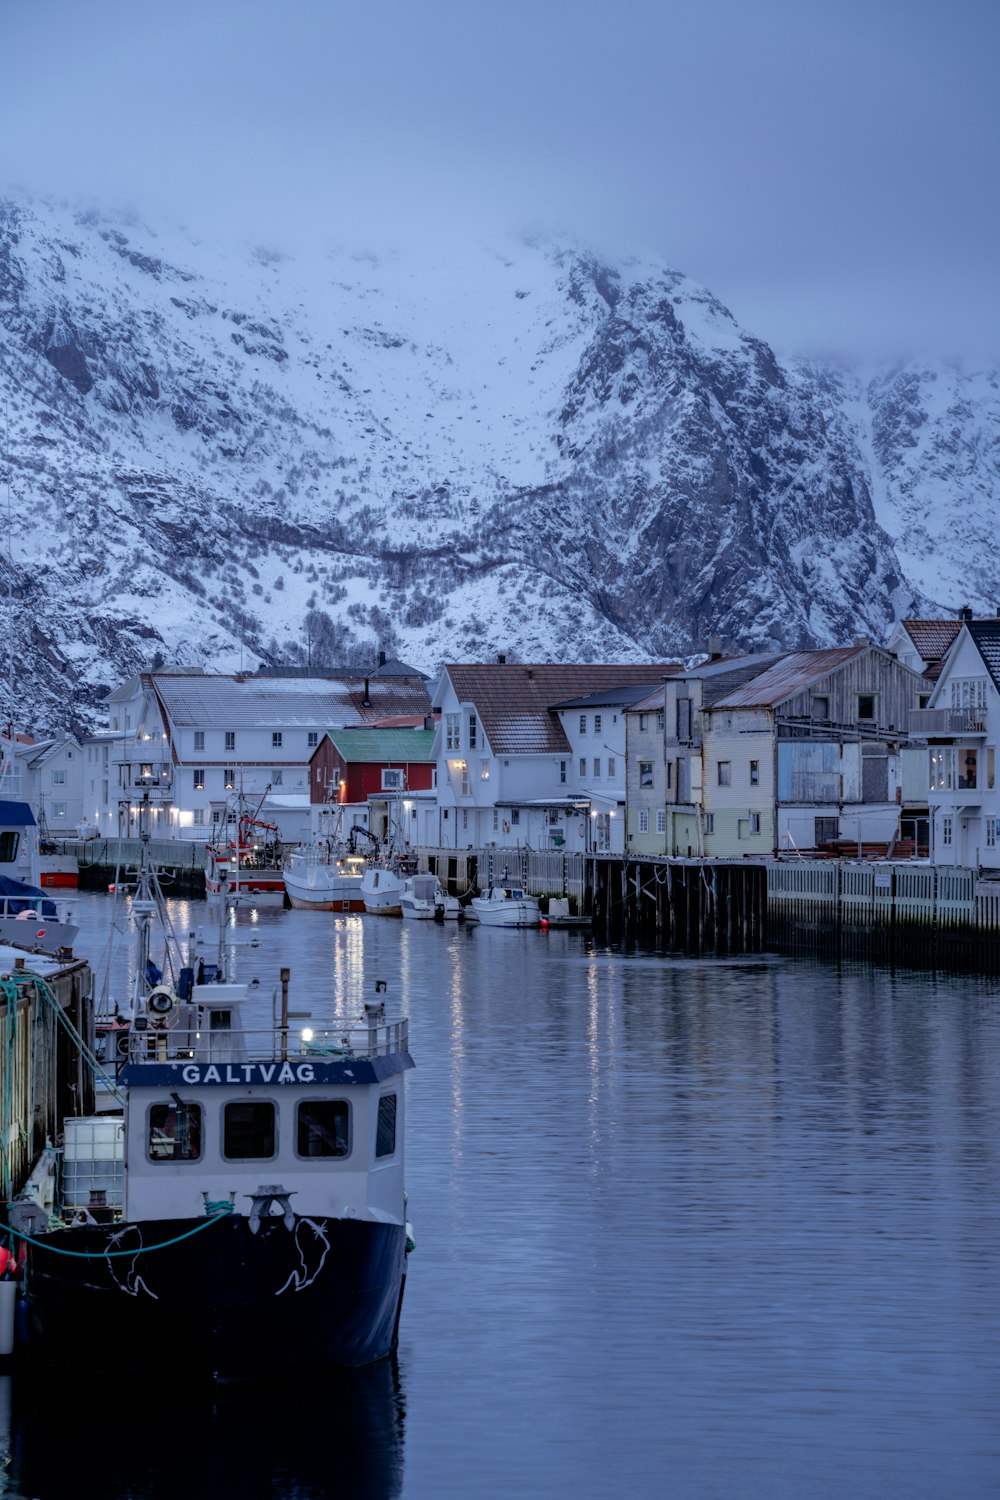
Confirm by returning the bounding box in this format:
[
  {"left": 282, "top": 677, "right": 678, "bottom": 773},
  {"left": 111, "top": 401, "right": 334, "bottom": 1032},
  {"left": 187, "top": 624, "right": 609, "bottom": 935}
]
[{"left": 6, "top": 894, "right": 1000, "bottom": 1499}]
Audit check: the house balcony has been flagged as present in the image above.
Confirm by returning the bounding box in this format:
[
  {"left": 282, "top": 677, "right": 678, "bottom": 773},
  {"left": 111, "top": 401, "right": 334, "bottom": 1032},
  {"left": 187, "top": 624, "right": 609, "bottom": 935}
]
[{"left": 910, "top": 708, "right": 987, "bottom": 737}]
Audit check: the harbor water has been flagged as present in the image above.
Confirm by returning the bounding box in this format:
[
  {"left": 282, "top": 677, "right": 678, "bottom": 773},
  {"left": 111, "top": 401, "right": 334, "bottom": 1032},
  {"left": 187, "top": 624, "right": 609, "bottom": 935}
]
[{"left": 4, "top": 893, "right": 1000, "bottom": 1499}]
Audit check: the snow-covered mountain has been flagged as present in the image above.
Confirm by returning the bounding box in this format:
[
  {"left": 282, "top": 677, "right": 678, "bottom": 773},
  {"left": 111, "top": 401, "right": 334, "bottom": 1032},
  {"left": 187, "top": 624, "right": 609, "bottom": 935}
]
[{"left": 0, "top": 193, "right": 996, "bottom": 732}]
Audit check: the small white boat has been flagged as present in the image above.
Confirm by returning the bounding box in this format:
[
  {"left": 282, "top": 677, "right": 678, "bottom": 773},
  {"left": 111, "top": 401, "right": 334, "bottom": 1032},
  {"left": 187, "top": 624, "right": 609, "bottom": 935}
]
[
  {"left": 361, "top": 861, "right": 414, "bottom": 916},
  {"left": 284, "top": 842, "right": 367, "bottom": 911},
  {"left": 470, "top": 882, "right": 540, "bottom": 928},
  {"left": 399, "top": 873, "right": 462, "bottom": 921}
]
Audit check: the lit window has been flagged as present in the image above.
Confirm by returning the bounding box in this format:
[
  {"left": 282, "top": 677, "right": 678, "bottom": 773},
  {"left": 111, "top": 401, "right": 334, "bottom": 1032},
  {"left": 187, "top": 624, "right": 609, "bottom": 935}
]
[
  {"left": 52, "top": 801, "right": 66, "bottom": 818},
  {"left": 193, "top": 768, "right": 205, "bottom": 790},
  {"left": 224, "top": 767, "right": 235, "bottom": 789}
]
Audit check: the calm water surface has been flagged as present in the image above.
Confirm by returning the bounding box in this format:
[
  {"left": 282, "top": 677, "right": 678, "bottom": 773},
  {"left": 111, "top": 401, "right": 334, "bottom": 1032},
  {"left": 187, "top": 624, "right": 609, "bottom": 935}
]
[{"left": 5, "top": 894, "right": 1000, "bottom": 1499}]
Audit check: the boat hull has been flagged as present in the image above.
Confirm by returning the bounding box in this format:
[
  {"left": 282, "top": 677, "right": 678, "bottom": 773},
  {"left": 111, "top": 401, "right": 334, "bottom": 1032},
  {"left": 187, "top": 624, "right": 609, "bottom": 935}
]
[
  {"left": 284, "top": 870, "right": 366, "bottom": 911},
  {"left": 286, "top": 889, "right": 367, "bottom": 912},
  {"left": 471, "top": 900, "right": 540, "bottom": 928},
  {"left": 25, "top": 1213, "right": 407, "bottom": 1378}
]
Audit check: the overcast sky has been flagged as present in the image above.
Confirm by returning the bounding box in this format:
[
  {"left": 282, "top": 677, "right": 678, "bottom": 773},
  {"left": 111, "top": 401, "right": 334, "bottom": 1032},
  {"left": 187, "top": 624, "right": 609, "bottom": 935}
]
[{"left": 3, "top": 0, "right": 997, "bottom": 357}]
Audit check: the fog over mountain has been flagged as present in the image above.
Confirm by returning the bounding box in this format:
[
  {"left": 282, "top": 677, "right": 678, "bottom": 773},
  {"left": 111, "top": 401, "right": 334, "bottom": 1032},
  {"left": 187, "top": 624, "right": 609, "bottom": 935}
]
[{"left": 0, "top": 193, "right": 997, "bottom": 732}]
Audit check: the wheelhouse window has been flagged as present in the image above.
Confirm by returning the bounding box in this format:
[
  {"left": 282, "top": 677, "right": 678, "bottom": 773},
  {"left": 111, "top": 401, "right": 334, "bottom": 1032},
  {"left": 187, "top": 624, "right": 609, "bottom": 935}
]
[
  {"left": 376, "top": 1094, "right": 397, "bottom": 1158},
  {"left": 223, "top": 1101, "right": 276, "bottom": 1159},
  {"left": 148, "top": 1101, "right": 202, "bottom": 1162},
  {"left": 297, "top": 1099, "right": 350, "bottom": 1158}
]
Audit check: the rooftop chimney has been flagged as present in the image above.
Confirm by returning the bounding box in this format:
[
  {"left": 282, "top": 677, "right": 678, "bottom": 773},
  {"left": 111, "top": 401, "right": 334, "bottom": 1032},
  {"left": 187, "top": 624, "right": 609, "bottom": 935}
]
[
  {"left": 708, "top": 634, "right": 722, "bottom": 661},
  {"left": 378, "top": 650, "right": 386, "bottom": 668},
  {"left": 958, "top": 605, "right": 973, "bottom": 621},
  {"left": 362, "top": 676, "right": 371, "bottom": 707},
  {"left": 423, "top": 715, "right": 434, "bottom": 731},
  {"left": 497, "top": 653, "right": 507, "bottom": 664}
]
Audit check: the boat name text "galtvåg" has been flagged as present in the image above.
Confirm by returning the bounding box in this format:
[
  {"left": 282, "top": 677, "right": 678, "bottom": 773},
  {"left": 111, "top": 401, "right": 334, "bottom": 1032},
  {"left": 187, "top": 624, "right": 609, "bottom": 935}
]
[{"left": 179, "top": 1062, "right": 318, "bottom": 1085}]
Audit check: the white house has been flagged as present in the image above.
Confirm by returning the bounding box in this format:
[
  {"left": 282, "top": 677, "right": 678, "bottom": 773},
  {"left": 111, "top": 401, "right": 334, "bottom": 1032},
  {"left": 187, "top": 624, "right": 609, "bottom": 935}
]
[
  {"left": 98, "top": 663, "right": 431, "bottom": 842},
  {"left": 910, "top": 616, "right": 1000, "bottom": 868},
  {"left": 3, "top": 735, "right": 85, "bottom": 835},
  {"left": 430, "top": 662, "right": 678, "bottom": 853}
]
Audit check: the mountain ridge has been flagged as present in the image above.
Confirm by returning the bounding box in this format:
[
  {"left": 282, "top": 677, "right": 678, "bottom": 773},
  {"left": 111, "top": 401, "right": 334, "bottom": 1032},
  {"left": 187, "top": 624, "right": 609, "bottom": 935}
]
[{"left": 0, "top": 192, "right": 996, "bottom": 733}]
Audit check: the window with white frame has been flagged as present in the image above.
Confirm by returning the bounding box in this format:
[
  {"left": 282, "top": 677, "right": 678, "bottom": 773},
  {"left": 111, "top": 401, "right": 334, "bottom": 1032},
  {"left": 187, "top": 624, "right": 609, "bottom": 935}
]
[
  {"left": 382, "top": 769, "right": 404, "bottom": 792},
  {"left": 656, "top": 712, "right": 665, "bottom": 732},
  {"left": 704, "top": 813, "right": 715, "bottom": 834},
  {"left": 307, "top": 731, "right": 318, "bottom": 748},
  {"left": 986, "top": 818, "right": 997, "bottom": 848},
  {"left": 607, "top": 756, "right": 616, "bottom": 779},
  {"left": 638, "top": 809, "right": 649, "bottom": 833},
  {"left": 950, "top": 677, "right": 988, "bottom": 710},
  {"left": 579, "top": 714, "right": 587, "bottom": 734},
  {"left": 639, "top": 760, "right": 653, "bottom": 788},
  {"left": 480, "top": 759, "right": 490, "bottom": 780},
  {"left": 579, "top": 757, "right": 586, "bottom": 778},
  {"left": 718, "top": 761, "right": 732, "bottom": 786},
  {"left": 493, "top": 808, "right": 499, "bottom": 831},
  {"left": 639, "top": 713, "right": 648, "bottom": 731},
  {"left": 656, "top": 808, "right": 666, "bottom": 834},
  {"left": 462, "top": 809, "right": 468, "bottom": 830},
  {"left": 594, "top": 714, "right": 602, "bottom": 734},
  {"left": 750, "top": 760, "right": 760, "bottom": 785},
  {"left": 193, "top": 808, "right": 205, "bottom": 825},
  {"left": 51, "top": 769, "right": 66, "bottom": 785},
  {"left": 750, "top": 811, "right": 761, "bottom": 834},
  {"left": 593, "top": 758, "right": 601, "bottom": 778},
  {"left": 224, "top": 767, "right": 235, "bottom": 789},
  {"left": 52, "top": 801, "right": 66, "bottom": 818},
  {"left": 941, "top": 815, "right": 953, "bottom": 846},
  {"left": 194, "top": 731, "right": 205, "bottom": 751},
  {"left": 225, "top": 731, "right": 236, "bottom": 752},
  {"left": 461, "top": 765, "right": 471, "bottom": 796},
  {"left": 511, "top": 809, "right": 520, "bottom": 825},
  {"left": 272, "top": 732, "right": 282, "bottom": 748},
  {"left": 468, "top": 714, "right": 477, "bottom": 749},
  {"left": 193, "top": 768, "right": 205, "bottom": 790},
  {"left": 560, "top": 761, "right": 567, "bottom": 784},
  {"left": 445, "top": 714, "right": 460, "bottom": 750},
  {"left": 273, "top": 769, "right": 283, "bottom": 786}
]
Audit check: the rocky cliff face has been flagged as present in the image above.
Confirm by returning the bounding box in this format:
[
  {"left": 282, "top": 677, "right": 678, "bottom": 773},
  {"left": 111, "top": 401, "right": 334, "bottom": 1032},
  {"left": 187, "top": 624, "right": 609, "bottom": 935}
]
[{"left": 0, "top": 194, "right": 994, "bottom": 732}]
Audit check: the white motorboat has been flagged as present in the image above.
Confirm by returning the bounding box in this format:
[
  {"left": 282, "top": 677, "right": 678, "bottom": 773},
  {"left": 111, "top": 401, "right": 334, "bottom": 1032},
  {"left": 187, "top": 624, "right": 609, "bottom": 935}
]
[
  {"left": 470, "top": 882, "right": 540, "bottom": 928},
  {"left": 284, "top": 842, "right": 367, "bottom": 911},
  {"left": 360, "top": 861, "right": 410, "bottom": 916},
  {"left": 398, "top": 873, "right": 462, "bottom": 921}
]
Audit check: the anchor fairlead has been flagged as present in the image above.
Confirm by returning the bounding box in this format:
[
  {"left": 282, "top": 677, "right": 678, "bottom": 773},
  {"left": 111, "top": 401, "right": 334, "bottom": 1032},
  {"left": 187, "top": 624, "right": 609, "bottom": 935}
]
[{"left": 246, "top": 1184, "right": 297, "bottom": 1233}]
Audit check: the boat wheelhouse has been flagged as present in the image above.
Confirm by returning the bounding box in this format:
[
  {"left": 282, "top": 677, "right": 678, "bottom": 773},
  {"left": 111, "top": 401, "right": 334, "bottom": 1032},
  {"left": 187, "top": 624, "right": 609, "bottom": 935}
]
[
  {"left": 283, "top": 841, "right": 368, "bottom": 911},
  {"left": 18, "top": 969, "right": 413, "bottom": 1378},
  {"left": 470, "top": 882, "right": 540, "bottom": 928}
]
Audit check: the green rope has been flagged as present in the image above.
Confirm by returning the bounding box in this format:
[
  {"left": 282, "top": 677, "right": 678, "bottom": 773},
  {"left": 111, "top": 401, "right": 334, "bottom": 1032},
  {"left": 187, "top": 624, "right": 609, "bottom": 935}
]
[
  {"left": 4, "top": 1212, "right": 226, "bottom": 1259},
  {"left": 2, "top": 971, "right": 123, "bottom": 1104}
]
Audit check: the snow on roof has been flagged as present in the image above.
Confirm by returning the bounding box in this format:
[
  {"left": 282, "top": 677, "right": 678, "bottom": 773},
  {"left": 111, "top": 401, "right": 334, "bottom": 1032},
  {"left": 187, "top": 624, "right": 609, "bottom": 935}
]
[{"left": 151, "top": 672, "right": 431, "bottom": 728}]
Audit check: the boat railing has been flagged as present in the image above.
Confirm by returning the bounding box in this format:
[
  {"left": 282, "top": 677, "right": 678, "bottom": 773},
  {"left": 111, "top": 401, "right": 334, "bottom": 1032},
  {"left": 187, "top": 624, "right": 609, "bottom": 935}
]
[
  {"left": 125, "top": 1014, "right": 409, "bottom": 1066},
  {"left": 0, "top": 893, "right": 78, "bottom": 925}
]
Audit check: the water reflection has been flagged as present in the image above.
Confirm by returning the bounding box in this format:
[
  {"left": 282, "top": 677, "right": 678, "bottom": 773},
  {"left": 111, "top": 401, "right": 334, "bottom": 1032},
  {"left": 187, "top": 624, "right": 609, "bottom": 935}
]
[
  {"left": 3, "top": 1361, "right": 406, "bottom": 1500},
  {"left": 38, "top": 896, "right": 1000, "bottom": 1498}
]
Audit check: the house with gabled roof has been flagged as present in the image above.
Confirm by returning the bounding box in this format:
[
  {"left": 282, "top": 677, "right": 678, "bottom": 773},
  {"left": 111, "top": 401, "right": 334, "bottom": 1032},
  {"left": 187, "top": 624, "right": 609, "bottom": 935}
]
[
  {"left": 701, "top": 644, "right": 924, "bottom": 856},
  {"left": 430, "top": 662, "right": 679, "bottom": 852},
  {"left": 886, "top": 616, "right": 962, "bottom": 686},
  {"left": 97, "top": 663, "right": 432, "bottom": 840},
  {"left": 308, "top": 727, "right": 437, "bottom": 846},
  {"left": 910, "top": 616, "right": 1000, "bottom": 867}
]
